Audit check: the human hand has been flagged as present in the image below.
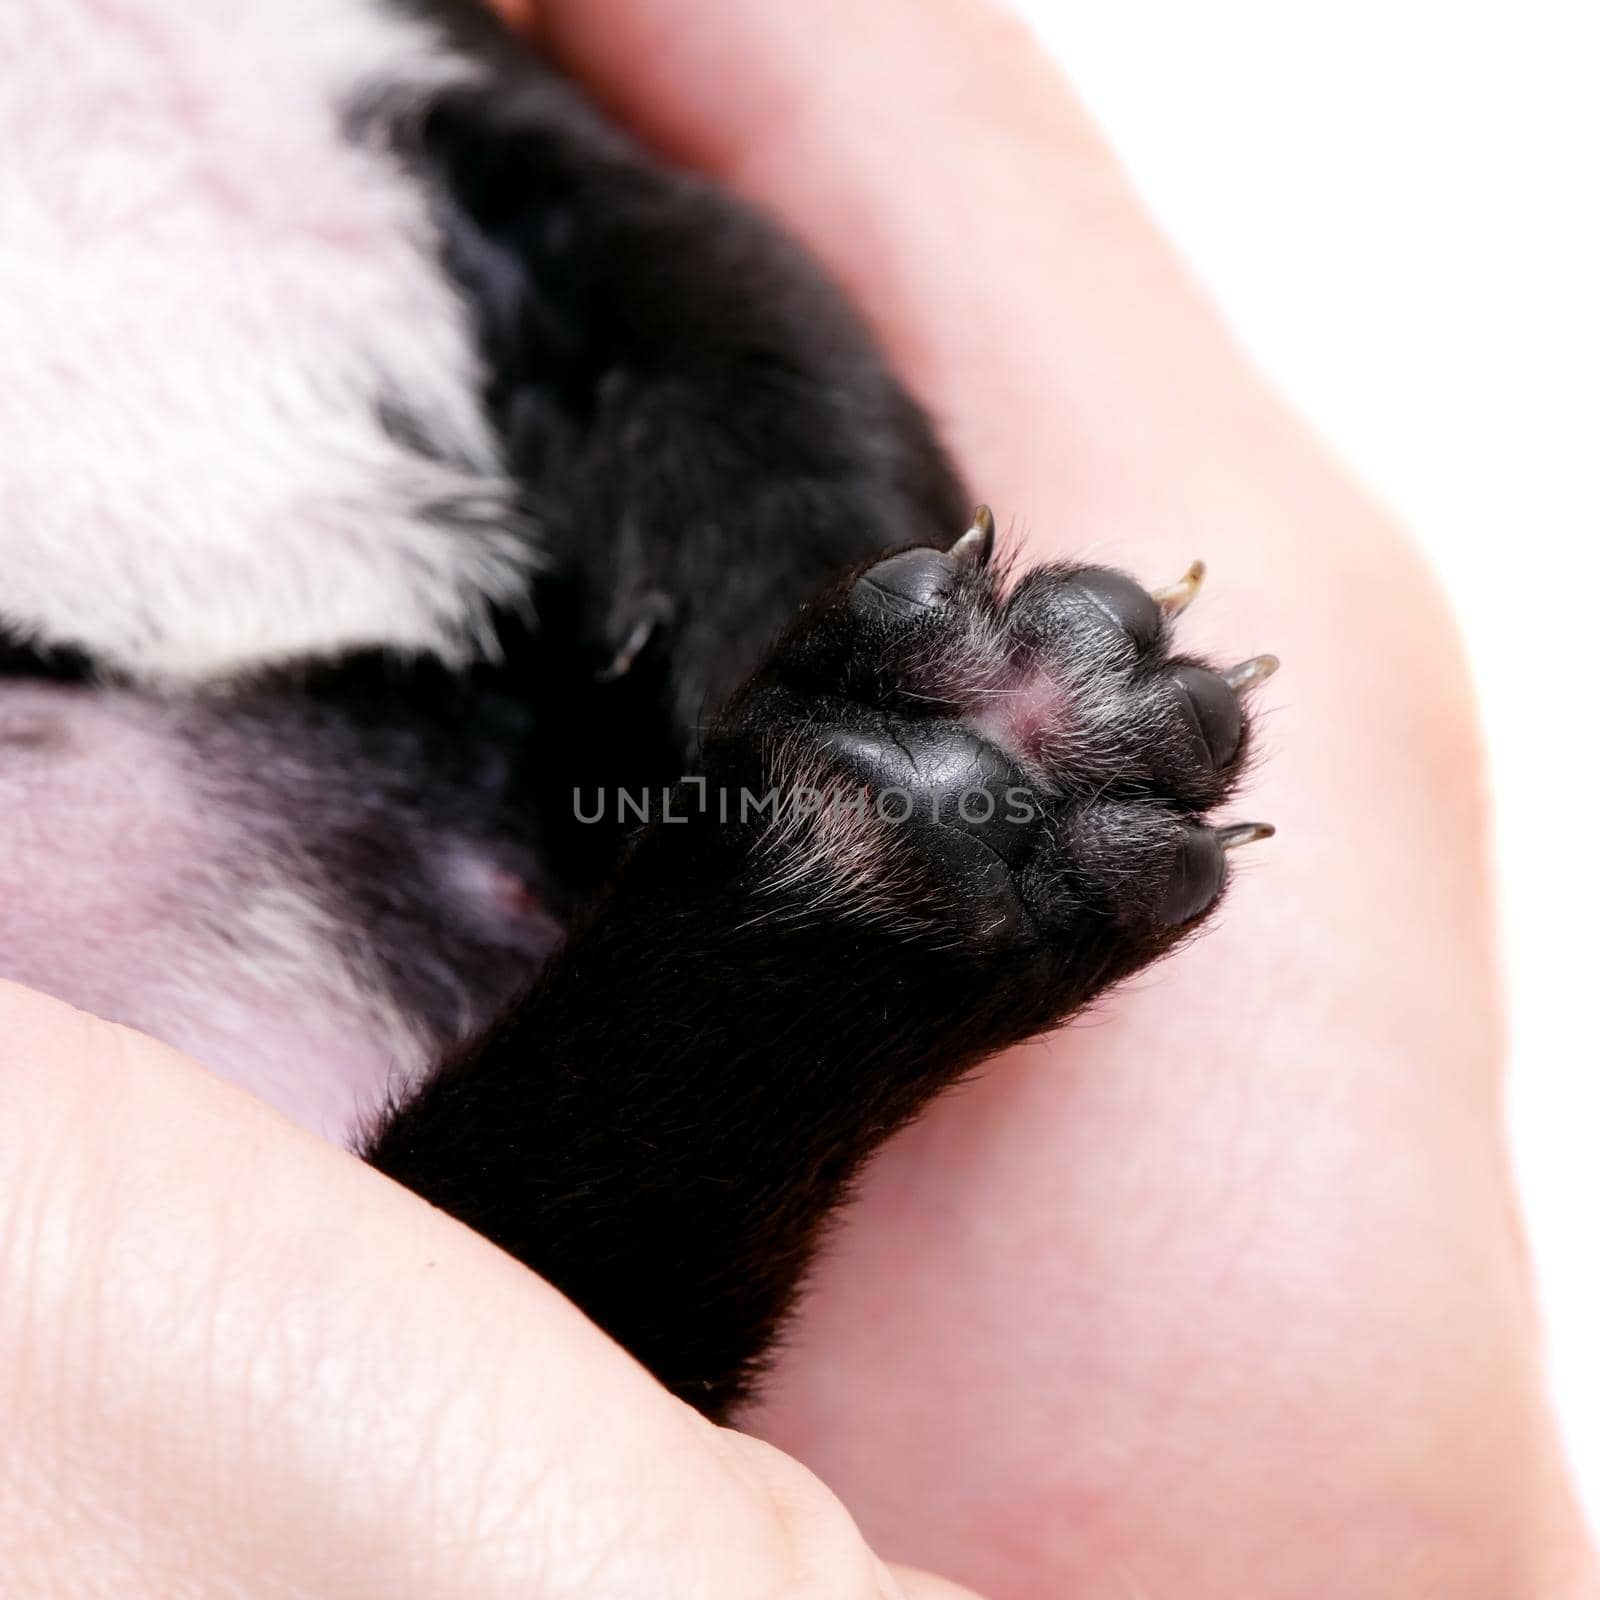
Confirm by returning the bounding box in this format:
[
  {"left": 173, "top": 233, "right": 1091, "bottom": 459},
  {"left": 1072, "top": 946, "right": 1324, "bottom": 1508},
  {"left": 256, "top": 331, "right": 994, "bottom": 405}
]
[
  {"left": 526, "top": 1, "right": 1599, "bottom": 1594},
  {"left": 7, "top": 2, "right": 1592, "bottom": 1596},
  {"left": 0, "top": 980, "right": 982, "bottom": 1598}
]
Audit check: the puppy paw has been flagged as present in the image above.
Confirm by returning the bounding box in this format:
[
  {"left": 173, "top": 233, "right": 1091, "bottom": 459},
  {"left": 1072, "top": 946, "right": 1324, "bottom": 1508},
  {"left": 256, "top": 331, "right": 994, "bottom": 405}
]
[{"left": 708, "top": 509, "right": 1277, "bottom": 1013}]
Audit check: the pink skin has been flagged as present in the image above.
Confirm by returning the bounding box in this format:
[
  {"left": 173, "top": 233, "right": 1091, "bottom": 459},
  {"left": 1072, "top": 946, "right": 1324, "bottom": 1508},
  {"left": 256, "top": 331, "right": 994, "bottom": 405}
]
[
  {"left": 969, "top": 670, "right": 1089, "bottom": 767},
  {"left": 0, "top": 684, "right": 406, "bottom": 1136}
]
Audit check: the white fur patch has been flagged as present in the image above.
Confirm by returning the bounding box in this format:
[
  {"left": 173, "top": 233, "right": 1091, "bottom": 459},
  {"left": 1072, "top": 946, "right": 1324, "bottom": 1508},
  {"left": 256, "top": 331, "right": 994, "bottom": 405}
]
[{"left": 0, "top": 0, "right": 528, "bottom": 681}]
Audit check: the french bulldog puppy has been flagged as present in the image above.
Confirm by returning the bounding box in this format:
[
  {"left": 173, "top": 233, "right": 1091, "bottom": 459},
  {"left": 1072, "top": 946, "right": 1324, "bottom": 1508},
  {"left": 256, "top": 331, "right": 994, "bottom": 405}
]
[{"left": 0, "top": 0, "right": 1274, "bottom": 1417}]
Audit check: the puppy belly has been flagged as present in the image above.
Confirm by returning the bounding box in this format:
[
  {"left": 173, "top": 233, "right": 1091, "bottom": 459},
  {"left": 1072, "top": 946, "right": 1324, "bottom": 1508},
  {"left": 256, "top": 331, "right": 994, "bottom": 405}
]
[{"left": 0, "top": 683, "right": 418, "bottom": 1141}]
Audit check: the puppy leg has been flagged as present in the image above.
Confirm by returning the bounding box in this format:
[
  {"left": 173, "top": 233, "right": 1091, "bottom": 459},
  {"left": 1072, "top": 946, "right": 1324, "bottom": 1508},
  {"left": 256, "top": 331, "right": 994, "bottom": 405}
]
[{"left": 366, "top": 522, "right": 1276, "bottom": 1418}]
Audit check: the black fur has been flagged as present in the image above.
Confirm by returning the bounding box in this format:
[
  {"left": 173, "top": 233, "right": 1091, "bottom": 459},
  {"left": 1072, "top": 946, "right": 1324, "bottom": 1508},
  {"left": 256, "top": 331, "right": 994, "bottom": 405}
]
[
  {"left": 368, "top": 538, "right": 1256, "bottom": 1414},
  {"left": 347, "top": 10, "right": 1268, "bottom": 1416}
]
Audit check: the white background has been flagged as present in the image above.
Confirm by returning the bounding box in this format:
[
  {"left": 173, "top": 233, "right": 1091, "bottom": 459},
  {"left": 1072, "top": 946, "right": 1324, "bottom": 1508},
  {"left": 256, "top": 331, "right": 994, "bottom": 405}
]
[{"left": 1009, "top": 0, "right": 1599, "bottom": 1529}]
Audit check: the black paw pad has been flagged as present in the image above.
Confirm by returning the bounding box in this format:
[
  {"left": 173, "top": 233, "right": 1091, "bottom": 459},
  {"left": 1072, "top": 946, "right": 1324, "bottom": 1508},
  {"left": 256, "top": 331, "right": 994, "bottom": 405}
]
[
  {"left": 822, "top": 721, "right": 1037, "bottom": 865},
  {"left": 820, "top": 719, "right": 1042, "bottom": 938},
  {"left": 1008, "top": 566, "right": 1164, "bottom": 652},
  {"left": 1155, "top": 826, "right": 1227, "bottom": 925},
  {"left": 849, "top": 549, "right": 962, "bottom": 622},
  {"left": 1169, "top": 665, "right": 1243, "bottom": 770}
]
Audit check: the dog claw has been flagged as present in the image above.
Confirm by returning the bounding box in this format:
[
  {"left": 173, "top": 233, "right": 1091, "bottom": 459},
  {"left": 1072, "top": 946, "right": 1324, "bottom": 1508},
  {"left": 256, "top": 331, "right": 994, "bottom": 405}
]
[
  {"left": 1222, "top": 654, "right": 1280, "bottom": 692},
  {"left": 949, "top": 504, "right": 996, "bottom": 567},
  {"left": 1151, "top": 560, "right": 1205, "bottom": 617},
  {"left": 1216, "top": 822, "right": 1275, "bottom": 850},
  {"left": 597, "top": 594, "right": 675, "bottom": 681}
]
